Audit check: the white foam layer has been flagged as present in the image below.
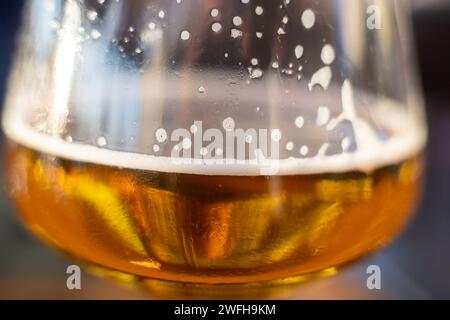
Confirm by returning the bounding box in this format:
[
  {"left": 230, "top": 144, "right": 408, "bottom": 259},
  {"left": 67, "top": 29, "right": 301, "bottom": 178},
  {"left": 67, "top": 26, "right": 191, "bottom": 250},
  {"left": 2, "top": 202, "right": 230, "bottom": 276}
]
[{"left": 3, "top": 106, "right": 426, "bottom": 176}]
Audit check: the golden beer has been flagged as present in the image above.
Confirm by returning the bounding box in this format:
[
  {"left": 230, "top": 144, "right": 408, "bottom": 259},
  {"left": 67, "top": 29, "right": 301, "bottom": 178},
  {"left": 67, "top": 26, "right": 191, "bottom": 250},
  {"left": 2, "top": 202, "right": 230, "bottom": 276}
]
[{"left": 6, "top": 142, "right": 423, "bottom": 284}]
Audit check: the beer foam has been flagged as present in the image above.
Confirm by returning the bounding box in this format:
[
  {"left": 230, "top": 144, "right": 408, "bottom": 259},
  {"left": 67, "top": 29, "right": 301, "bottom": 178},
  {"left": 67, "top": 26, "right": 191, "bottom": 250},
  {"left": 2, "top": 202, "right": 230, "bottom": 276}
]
[{"left": 3, "top": 101, "right": 426, "bottom": 176}]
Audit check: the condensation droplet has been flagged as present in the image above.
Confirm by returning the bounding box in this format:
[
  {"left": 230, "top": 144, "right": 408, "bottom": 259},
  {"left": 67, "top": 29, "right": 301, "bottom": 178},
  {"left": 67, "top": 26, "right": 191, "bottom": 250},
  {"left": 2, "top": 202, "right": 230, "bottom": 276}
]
[
  {"left": 251, "top": 58, "right": 259, "bottom": 66},
  {"left": 182, "top": 138, "right": 192, "bottom": 149},
  {"left": 321, "top": 44, "right": 336, "bottom": 65},
  {"left": 97, "top": 136, "right": 107, "bottom": 147},
  {"left": 255, "top": 6, "right": 264, "bottom": 15},
  {"left": 180, "top": 30, "right": 191, "bottom": 41},
  {"left": 277, "top": 27, "right": 286, "bottom": 35},
  {"left": 153, "top": 144, "right": 160, "bottom": 153},
  {"left": 155, "top": 128, "right": 168, "bottom": 143},
  {"left": 341, "top": 137, "right": 352, "bottom": 152},
  {"left": 211, "top": 8, "right": 219, "bottom": 17},
  {"left": 245, "top": 134, "right": 253, "bottom": 144},
  {"left": 231, "top": 29, "right": 243, "bottom": 38},
  {"left": 272, "top": 61, "right": 279, "bottom": 69},
  {"left": 295, "top": 116, "right": 305, "bottom": 128},
  {"left": 308, "top": 66, "right": 332, "bottom": 91},
  {"left": 286, "top": 141, "right": 294, "bottom": 151},
  {"left": 233, "top": 16, "right": 242, "bottom": 26},
  {"left": 302, "top": 9, "right": 316, "bottom": 29},
  {"left": 256, "top": 32, "right": 263, "bottom": 38},
  {"left": 190, "top": 124, "right": 198, "bottom": 133},
  {"left": 241, "top": 0, "right": 250, "bottom": 4},
  {"left": 316, "top": 106, "right": 330, "bottom": 126},
  {"left": 250, "top": 68, "right": 263, "bottom": 79},
  {"left": 223, "top": 117, "right": 236, "bottom": 131},
  {"left": 271, "top": 129, "right": 282, "bottom": 141},
  {"left": 198, "top": 86, "right": 206, "bottom": 93},
  {"left": 212, "top": 22, "right": 222, "bottom": 33},
  {"left": 90, "top": 29, "right": 101, "bottom": 39},
  {"left": 87, "top": 10, "right": 98, "bottom": 21},
  {"left": 300, "top": 145, "right": 309, "bottom": 156},
  {"left": 148, "top": 22, "right": 156, "bottom": 30},
  {"left": 295, "top": 45, "right": 304, "bottom": 59},
  {"left": 158, "top": 10, "right": 165, "bottom": 19},
  {"left": 282, "top": 16, "right": 289, "bottom": 24}
]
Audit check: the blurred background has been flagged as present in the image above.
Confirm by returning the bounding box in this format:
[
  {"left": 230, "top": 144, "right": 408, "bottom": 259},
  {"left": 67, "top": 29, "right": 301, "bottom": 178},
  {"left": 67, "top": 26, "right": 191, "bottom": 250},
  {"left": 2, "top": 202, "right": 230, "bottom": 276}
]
[{"left": 0, "top": 0, "right": 449, "bottom": 299}]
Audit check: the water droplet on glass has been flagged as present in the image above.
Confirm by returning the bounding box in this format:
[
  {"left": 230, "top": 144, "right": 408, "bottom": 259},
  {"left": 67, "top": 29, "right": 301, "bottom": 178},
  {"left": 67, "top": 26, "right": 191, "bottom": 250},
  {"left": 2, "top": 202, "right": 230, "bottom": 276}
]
[
  {"left": 97, "top": 136, "right": 107, "bottom": 147},
  {"left": 223, "top": 117, "right": 236, "bottom": 131},
  {"left": 231, "top": 29, "right": 243, "bottom": 38},
  {"left": 250, "top": 68, "right": 263, "bottom": 79},
  {"left": 233, "top": 16, "right": 243, "bottom": 26},
  {"left": 255, "top": 6, "right": 264, "bottom": 15},
  {"left": 90, "top": 29, "right": 101, "bottom": 39},
  {"left": 212, "top": 22, "right": 222, "bottom": 33},
  {"left": 155, "top": 128, "right": 168, "bottom": 143},
  {"left": 321, "top": 44, "right": 336, "bottom": 65},
  {"left": 300, "top": 145, "right": 309, "bottom": 156},
  {"left": 180, "top": 30, "right": 191, "bottom": 41},
  {"left": 211, "top": 8, "right": 219, "bottom": 17},
  {"left": 302, "top": 9, "right": 316, "bottom": 29},
  {"left": 87, "top": 10, "right": 98, "bottom": 21},
  {"left": 271, "top": 129, "right": 282, "bottom": 142},
  {"left": 295, "top": 116, "right": 305, "bottom": 128},
  {"left": 295, "top": 45, "right": 304, "bottom": 59},
  {"left": 286, "top": 141, "right": 294, "bottom": 151}
]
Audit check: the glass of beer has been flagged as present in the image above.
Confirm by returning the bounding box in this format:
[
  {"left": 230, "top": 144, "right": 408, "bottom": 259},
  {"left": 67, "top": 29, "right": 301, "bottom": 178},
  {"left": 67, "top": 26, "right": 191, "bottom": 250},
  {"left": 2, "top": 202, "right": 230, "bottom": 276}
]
[{"left": 3, "top": 0, "right": 427, "bottom": 286}]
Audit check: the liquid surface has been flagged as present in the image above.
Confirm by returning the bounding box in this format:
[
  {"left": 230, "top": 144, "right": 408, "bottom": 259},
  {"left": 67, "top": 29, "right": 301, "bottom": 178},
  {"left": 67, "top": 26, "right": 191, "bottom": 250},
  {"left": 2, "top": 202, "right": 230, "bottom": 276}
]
[{"left": 7, "top": 143, "right": 423, "bottom": 284}]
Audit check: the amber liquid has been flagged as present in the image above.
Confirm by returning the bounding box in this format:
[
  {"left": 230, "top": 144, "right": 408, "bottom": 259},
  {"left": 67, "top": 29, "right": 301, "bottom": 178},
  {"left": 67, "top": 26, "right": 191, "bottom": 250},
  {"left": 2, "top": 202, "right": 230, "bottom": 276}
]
[{"left": 6, "top": 143, "right": 423, "bottom": 284}]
